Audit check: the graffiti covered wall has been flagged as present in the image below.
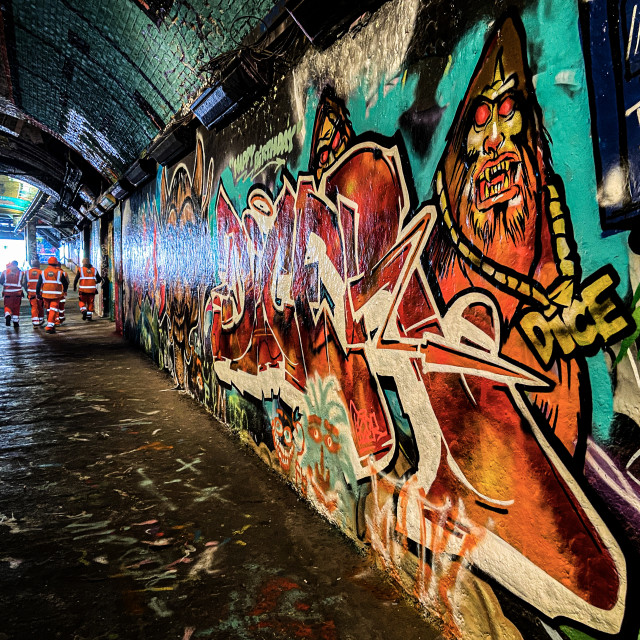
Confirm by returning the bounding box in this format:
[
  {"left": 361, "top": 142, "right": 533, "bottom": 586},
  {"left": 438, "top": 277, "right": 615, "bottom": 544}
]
[{"left": 121, "top": 1, "right": 640, "bottom": 638}]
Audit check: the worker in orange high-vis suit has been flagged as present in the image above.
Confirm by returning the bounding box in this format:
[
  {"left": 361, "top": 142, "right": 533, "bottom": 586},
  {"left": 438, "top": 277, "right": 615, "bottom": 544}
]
[
  {"left": 58, "top": 273, "right": 68, "bottom": 324},
  {"left": 23, "top": 259, "right": 44, "bottom": 328},
  {"left": 54, "top": 259, "right": 69, "bottom": 328},
  {"left": 73, "top": 257, "right": 102, "bottom": 321},
  {"left": 36, "top": 257, "right": 69, "bottom": 334},
  {"left": 0, "top": 260, "right": 25, "bottom": 328}
]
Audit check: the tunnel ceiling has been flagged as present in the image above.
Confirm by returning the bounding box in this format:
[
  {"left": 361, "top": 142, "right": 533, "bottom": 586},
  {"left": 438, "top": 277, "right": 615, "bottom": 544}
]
[
  {"left": 0, "top": 174, "right": 37, "bottom": 217},
  {"left": 0, "top": 0, "right": 278, "bottom": 181},
  {"left": 0, "top": 172, "right": 79, "bottom": 243},
  {"left": 0, "top": 173, "right": 37, "bottom": 233}
]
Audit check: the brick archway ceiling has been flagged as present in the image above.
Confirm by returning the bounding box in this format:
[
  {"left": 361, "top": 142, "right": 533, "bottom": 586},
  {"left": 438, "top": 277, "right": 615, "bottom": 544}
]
[{"left": 0, "top": 0, "right": 277, "bottom": 184}]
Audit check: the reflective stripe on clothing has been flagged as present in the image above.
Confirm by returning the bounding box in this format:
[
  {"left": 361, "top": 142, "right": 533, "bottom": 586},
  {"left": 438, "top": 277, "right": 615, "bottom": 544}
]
[
  {"left": 78, "top": 266, "right": 97, "bottom": 292},
  {"left": 29, "top": 296, "right": 43, "bottom": 320},
  {"left": 4, "top": 295, "right": 21, "bottom": 316},
  {"left": 42, "top": 267, "right": 63, "bottom": 298},
  {"left": 2, "top": 269, "right": 22, "bottom": 294},
  {"left": 78, "top": 292, "right": 95, "bottom": 314},
  {"left": 46, "top": 299, "right": 60, "bottom": 327},
  {"left": 26, "top": 268, "right": 41, "bottom": 295}
]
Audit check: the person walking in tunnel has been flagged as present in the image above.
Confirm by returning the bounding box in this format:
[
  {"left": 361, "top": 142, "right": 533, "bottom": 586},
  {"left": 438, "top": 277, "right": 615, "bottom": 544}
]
[
  {"left": 23, "top": 259, "right": 44, "bottom": 328},
  {"left": 0, "top": 260, "right": 25, "bottom": 328},
  {"left": 37, "top": 256, "right": 68, "bottom": 334},
  {"left": 74, "top": 257, "right": 101, "bottom": 321},
  {"left": 58, "top": 276, "right": 68, "bottom": 324}
]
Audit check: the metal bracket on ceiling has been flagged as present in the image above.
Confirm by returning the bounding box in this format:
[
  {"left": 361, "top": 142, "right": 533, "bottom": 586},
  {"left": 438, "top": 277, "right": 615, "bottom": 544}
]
[
  {"left": 36, "top": 224, "right": 63, "bottom": 249},
  {"left": 14, "top": 190, "right": 48, "bottom": 232}
]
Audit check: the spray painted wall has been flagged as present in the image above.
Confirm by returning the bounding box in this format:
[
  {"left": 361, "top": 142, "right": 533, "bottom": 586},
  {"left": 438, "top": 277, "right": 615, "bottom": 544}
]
[{"left": 120, "top": 1, "right": 640, "bottom": 638}]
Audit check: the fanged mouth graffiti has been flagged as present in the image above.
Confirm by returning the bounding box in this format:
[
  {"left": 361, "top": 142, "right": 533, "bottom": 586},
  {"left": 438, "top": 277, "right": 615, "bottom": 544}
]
[
  {"left": 275, "top": 433, "right": 295, "bottom": 470},
  {"left": 276, "top": 440, "right": 294, "bottom": 470},
  {"left": 475, "top": 154, "right": 521, "bottom": 210}
]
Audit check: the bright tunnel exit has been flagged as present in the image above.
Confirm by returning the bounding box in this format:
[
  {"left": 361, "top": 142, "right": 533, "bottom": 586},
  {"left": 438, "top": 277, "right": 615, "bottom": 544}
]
[{"left": 0, "top": 239, "right": 26, "bottom": 269}]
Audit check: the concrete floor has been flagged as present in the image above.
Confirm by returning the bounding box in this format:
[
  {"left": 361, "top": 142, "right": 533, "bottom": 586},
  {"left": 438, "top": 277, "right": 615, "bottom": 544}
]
[{"left": 0, "top": 287, "right": 442, "bottom": 640}]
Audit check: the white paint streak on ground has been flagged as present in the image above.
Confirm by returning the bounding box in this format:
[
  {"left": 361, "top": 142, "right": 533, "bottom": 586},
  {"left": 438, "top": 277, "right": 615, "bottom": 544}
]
[
  {"left": 188, "top": 544, "right": 221, "bottom": 578},
  {"left": 0, "top": 513, "right": 41, "bottom": 534},
  {"left": 137, "top": 468, "right": 177, "bottom": 511},
  {"left": 182, "top": 627, "right": 195, "bottom": 640},
  {"left": 149, "top": 596, "right": 173, "bottom": 618},
  {"left": 0, "top": 557, "right": 23, "bottom": 568}
]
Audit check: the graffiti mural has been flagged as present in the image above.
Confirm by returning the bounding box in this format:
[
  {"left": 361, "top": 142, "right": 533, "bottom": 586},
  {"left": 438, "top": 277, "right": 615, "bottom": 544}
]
[{"left": 122, "top": 3, "right": 640, "bottom": 639}]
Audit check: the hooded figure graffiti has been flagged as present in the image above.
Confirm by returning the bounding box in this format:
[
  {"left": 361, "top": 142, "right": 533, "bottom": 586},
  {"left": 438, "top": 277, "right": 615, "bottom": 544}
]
[{"left": 412, "top": 13, "right": 632, "bottom": 634}]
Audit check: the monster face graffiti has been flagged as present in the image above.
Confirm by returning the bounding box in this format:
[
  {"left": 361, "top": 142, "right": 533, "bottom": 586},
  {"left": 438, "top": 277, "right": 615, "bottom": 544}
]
[{"left": 447, "top": 43, "right": 538, "bottom": 263}]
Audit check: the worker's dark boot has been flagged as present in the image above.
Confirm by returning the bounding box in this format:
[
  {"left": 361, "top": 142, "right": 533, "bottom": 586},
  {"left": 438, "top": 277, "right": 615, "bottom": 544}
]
[
  {"left": 13, "top": 321, "right": 19, "bottom": 330},
  {"left": 45, "top": 326, "right": 55, "bottom": 334},
  {"left": 82, "top": 310, "right": 87, "bottom": 320},
  {"left": 5, "top": 315, "right": 10, "bottom": 326}
]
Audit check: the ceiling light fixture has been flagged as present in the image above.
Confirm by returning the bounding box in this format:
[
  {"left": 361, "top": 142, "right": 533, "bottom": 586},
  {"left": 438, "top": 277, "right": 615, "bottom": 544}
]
[{"left": 190, "top": 53, "right": 269, "bottom": 130}]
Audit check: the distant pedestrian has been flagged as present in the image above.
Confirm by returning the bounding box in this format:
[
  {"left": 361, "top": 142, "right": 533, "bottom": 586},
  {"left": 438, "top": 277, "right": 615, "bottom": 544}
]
[
  {"left": 59, "top": 276, "right": 68, "bottom": 324},
  {"left": 0, "top": 260, "right": 25, "bottom": 328},
  {"left": 74, "top": 258, "right": 102, "bottom": 321},
  {"left": 23, "top": 259, "right": 44, "bottom": 328},
  {"left": 37, "top": 257, "right": 69, "bottom": 334}
]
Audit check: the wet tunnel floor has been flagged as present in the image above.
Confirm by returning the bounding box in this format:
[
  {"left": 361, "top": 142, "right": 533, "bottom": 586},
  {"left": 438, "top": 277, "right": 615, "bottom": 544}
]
[{"left": 0, "top": 291, "right": 441, "bottom": 640}]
